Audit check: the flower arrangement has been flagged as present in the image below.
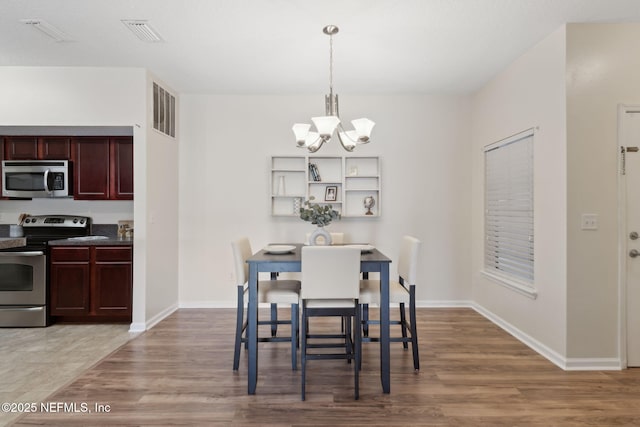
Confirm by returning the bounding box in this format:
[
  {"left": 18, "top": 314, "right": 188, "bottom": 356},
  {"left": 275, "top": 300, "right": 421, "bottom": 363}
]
[{"left": 299, "top": 196, "right": 340, "bottom": 227}]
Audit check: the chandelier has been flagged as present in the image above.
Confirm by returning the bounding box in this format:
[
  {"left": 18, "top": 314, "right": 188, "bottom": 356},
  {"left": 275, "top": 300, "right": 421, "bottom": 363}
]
[{"left": 293, "top": 25, "right": 375, "bottom": 153}]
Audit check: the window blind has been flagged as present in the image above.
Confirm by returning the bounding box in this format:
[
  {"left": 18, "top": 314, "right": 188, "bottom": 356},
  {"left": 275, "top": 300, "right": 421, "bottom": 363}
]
[{"left": 484, "top": 129, "right": 534, "bottom": 283}]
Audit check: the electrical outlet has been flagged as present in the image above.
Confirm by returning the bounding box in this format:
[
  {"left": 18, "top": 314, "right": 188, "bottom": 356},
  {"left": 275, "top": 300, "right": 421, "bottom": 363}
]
[{"left": 581, "top": 213, "right": 598, "bottom": 230}]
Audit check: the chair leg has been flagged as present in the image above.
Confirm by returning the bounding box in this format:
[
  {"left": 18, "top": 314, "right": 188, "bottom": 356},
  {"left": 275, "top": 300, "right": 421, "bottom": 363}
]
[
  {"left": 233, "top": 289, "right": 244, "bottom": 371},
  {"left": 345, "top": 316, "right": 353, "bottom": 364},
  {"left": 291, "top": 303, "right": 299, "bottom": 371},
  {"left": 362, "top": 303, "right": 369, "bottom": 337},
  {"left": 409, "top": 290, "right": 420, "bottom": 371},
  {"left": 271, "top": 303, "right": 278, "bottom": 337},
  {"left": 399, "top": 302, "right": 409, "bottom": 349},
  {"left": 301, "top": 305, "right": 307, "bottom": 401},
  {"left": 354, "top": 304, "right": 361, "bottom": 400}
]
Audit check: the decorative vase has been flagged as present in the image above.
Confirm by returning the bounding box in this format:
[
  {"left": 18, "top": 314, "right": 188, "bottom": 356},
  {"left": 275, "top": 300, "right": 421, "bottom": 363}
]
[
  {"left": 309, "top": 226, "right": 332, "bottom": 246},
  {"left": 277, "top": 175, "right": 286, "bottom": 195}
]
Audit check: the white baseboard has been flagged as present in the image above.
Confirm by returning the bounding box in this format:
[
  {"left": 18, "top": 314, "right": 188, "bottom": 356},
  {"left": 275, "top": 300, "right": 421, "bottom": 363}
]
[
  {"left": 416, "top": 299, "right": 474, "bottom": 308},
  {"left": 138, "top": 304, "right": 178, "bottom": 332},
  {"left": 564, "top": 358, "right": 623, "bottom": 370},
  {"left": 472, "top": 303, "right": 622, "bottom": 371},
  {"left": 180, "top": 300, "right": 475, "bottom": 309},
  {"left": 128, "top": 322, "right": 146, "bottom": 333},
  {"left": 179, "top": 301, "right": 244, "bottom": 308}
]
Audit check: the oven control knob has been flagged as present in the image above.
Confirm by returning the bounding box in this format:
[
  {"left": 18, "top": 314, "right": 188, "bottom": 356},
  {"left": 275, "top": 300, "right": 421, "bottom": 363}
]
[
  {"left": 73, "top": 218, "right": 78, "bottom": 223},
  {"left": 80, "top": 219, "right": 85, "bottom": 224}
]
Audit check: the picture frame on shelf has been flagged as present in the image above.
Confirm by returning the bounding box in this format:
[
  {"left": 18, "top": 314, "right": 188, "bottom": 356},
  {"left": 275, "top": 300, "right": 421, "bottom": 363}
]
[{"left": 325, "top": 186, "right": 338, "bottom": 202}]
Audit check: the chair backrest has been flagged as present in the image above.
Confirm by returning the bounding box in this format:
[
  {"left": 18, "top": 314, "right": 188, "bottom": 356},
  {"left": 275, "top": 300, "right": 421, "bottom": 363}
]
[
  {"left": 301, "top": 246, "right": 360, "bottom": 300},
  {"left": 398, "top": 236, "right": 421, "bottom": 286},
  {"left": 305, "top": 232, "right": 344, "bottom": 245},
  {"left": 231, "top": 237, "right": 253, "bottom": 286}
]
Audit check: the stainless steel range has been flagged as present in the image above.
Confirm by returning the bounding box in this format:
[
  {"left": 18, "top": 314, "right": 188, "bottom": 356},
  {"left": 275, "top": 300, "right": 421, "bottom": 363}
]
[{"left": 0, "top": 215, "right": 90, "bottom": 327}]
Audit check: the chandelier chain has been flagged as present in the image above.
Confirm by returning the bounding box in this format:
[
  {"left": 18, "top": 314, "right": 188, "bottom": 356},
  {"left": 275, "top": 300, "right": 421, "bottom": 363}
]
[{"left": 329, "top": 32, "right": 333, "bottom": 96}]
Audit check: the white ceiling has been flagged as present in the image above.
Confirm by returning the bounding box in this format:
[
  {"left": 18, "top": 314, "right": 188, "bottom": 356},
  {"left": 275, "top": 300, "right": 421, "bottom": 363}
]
[{"left": 2, "top": 0, "right": 640, "bottom": 95}]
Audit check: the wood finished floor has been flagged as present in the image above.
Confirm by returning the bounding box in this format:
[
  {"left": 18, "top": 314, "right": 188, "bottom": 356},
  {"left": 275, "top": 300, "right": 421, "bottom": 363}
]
[{"left": 12, "top": 307, "right": 640, "bottom": 426}]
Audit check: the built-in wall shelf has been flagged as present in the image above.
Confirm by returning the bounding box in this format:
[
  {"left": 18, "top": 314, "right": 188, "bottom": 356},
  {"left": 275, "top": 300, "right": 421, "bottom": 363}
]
[{"left": 270, "top": 155, "right": 380, "bottom": 218}]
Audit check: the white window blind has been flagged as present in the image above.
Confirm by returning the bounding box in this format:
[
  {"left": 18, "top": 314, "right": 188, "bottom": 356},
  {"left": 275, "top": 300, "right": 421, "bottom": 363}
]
[{"left": 484, "top": 129, "right": 534, "bottom": 284}]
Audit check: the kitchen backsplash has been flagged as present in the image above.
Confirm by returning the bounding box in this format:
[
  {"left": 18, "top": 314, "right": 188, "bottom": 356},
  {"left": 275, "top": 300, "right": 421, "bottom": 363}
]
[{"left": 0, "top": 199, "right": 133, "bottom": 225}]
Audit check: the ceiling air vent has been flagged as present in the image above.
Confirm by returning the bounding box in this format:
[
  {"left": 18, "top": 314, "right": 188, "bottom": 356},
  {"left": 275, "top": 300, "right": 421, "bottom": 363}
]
[
  {"left": 20, "top": 19, "right": 73, "bottom": 42},
  {"left": 121, "top": 20, "right": 164, "bottom": 42}
]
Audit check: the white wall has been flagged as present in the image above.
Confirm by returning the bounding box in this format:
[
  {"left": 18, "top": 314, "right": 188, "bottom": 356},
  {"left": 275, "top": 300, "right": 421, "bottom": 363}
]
[
  {"left": 178, "top": 94, "right": 472, "bottom": 307},
  {"left": 566, "top": 24, "right": 640, "bottom": 360},
  {"left": 141, "top": 72, "right": 180, "bottom": 326},
  {"left": 471, "top": 27, "right": 568, "bottom": 362}
]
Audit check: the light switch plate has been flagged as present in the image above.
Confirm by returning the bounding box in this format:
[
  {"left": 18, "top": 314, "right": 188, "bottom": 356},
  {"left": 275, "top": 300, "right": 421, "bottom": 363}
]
[{"left": 581, "top": 213, "right": 598, "bottom": 230}]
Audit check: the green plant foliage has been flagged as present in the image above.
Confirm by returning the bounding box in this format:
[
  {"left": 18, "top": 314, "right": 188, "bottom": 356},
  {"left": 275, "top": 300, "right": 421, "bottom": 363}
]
[{"left": 299, "top": 196, "right": 340, "bottom": 226}]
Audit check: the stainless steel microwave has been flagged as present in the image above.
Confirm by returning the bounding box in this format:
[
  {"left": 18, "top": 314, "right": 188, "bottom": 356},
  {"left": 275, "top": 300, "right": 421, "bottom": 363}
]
[{"left": 2, "top": 160, "right": 72, "bottom": 198}]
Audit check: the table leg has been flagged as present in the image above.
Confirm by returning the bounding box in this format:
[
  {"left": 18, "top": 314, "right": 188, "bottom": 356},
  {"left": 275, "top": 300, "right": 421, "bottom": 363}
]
[
  {"left": 379, "top": 262, "right": 390, "bottom": 393},
  {"left": 248, "top": 264, "right": 258, "bottom": 394}
]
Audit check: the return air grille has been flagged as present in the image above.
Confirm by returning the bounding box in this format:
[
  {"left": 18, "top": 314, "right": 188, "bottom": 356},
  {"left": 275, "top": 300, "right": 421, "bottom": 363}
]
[{"left": 153, "top": 82, "right": 176, "bottom": 138}]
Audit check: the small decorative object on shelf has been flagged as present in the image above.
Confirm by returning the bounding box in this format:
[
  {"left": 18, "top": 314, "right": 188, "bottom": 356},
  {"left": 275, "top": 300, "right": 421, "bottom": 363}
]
[
  {"left": 364, "top": 196, "right": 375, "bottom": 215},
  {"left": 325, "top": 185, "right": 337, "bottom": 202},
  {"left": 277, "top": 175, "right": 286, "bottom": 195},
  {"left": 300, "top": 196, "right": 340, "bottom": 245},
  {"left": 309, "top": 163, "right": 321, "bottom": 181},
  {"left": 293, "top": 197, "right": 302, "bottom": 214}
]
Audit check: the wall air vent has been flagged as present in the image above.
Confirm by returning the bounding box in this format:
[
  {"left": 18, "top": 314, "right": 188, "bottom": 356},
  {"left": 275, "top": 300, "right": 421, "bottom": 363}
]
[
  {"left": 121, "top": 20, "right": 164, "bottom": 42},
  {"left": 20, "top": 19, "right": 73, "bottom": 42},
  {"left": 153, "top": 82, "right": 176, "bottom": 138}
]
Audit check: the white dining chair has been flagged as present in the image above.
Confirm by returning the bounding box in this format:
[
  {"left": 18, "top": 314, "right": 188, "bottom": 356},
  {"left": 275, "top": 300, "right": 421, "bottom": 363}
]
[
  {"left": 359, "top": 235, "right": 422, "bottom": 371},
  {"left": 300, "top": 245, "right": 361, "bottom": 400},
  {"left": 232, "top": 237, "right": 301, "bottom": 371}
]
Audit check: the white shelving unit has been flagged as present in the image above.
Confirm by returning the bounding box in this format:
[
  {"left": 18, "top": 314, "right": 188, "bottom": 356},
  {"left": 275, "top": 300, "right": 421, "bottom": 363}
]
[
  {"left": 270, "top": 156, "right": 307, "bottom": 217},
  {"left": 271, "top": 155, "right": 380, "bottom": 218},
  {"left": 344, "top": 157, "right": 380, "bottom": 217}
]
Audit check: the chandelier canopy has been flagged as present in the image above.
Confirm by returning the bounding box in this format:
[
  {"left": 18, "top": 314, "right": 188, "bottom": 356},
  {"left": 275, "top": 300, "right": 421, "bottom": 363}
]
[{"left": 293, "top": 25, "right": 375, "bottom": 153}]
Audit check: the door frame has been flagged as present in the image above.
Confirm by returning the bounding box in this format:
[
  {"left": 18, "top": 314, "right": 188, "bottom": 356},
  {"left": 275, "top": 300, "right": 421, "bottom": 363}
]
[{"left": 617, "top": 103, "right": 640, "bottom": 369}]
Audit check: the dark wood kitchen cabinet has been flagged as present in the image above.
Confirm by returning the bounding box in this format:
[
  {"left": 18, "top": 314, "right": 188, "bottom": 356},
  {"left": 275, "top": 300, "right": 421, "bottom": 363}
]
[
  {"left": 74, "top": 136, "right": 133, "bottom": 200},
  {"left": 49, "top": 247, "right": 91, "bottom": 316},
  {"left": 110, "top": 136, "right": 134, "bottom": 199},
  {"left": 93, "top": 246, "right": 133, "bottom": 317},
  {"left": 4, "top": 136, "right": 73, "bottom": 160},
  {"left": 49, "top": 245, "right": 133, "bottom": 322}
]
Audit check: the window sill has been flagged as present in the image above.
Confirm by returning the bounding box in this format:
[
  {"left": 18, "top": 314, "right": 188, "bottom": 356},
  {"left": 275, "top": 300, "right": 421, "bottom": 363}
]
[{"left": 481, "top": 270, "right": 538, "bottom": 299}]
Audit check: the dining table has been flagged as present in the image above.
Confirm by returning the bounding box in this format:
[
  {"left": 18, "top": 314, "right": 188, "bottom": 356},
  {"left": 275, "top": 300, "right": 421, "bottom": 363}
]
[{"left": 245, "top": 243, "right": 392, "bottom": 395}]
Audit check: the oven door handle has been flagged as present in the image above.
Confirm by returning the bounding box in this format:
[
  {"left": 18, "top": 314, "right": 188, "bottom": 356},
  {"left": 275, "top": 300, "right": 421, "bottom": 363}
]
[
  {"left": 0, "top": 306, "right": 44, "bottom": 311},
  {"left": 0, "top": 251, "right": 44, "bottom": 256}
]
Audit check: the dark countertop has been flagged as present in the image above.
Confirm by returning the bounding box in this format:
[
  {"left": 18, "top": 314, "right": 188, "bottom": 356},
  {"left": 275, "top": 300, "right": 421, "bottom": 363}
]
[{"left": 48, "top": 237, "right": 133, "bottom": 246}]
